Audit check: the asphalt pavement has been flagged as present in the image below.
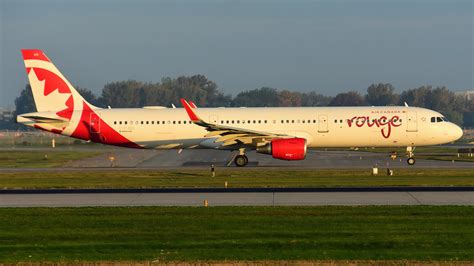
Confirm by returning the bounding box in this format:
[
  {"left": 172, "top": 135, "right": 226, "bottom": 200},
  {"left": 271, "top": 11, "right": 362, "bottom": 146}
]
[{"left": 1, "top": 187, "right": 473, "bottom": 207}]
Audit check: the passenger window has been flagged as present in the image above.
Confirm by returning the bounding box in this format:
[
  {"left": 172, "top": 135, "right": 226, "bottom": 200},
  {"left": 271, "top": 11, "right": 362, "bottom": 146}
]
[
  {"left": 157, "top": 121, "right": 160, "bottom": 124},
  {"left": 114, "top": 121, "right": 117, "bottom": 125},
  {"left": 141, "top": 121, "right": 144, "bottom": 125},
  {"left": 146, "top": 121, "right": 149, "bottom": 125},
  {"left": 281, "top": 120, "right": 284, "bottom": 123},
  {"left": 184, "top": 121, "right": 186, "bottom": 124},
  {"left": 125, "top": 121, "right": 128, "bottom": 125}
]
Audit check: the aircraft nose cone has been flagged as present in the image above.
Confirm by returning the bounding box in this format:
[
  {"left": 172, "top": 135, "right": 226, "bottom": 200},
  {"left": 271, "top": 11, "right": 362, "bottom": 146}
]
[{"left": 452, "top": 124, "right": 463, "bottom": 142}]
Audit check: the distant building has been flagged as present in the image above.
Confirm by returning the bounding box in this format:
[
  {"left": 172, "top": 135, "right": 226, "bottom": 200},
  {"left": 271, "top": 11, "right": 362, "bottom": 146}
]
[
  {"left": 0, "top": 107, "right": 14, "bottom": 122},
  {"left": 455, "top": 91, "right": 474, "bottom": 101}
]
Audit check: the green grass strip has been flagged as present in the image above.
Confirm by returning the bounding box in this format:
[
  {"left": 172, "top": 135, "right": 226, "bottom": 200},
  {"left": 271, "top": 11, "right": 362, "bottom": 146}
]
[
  {"left": 0, "top": 206, "right": 473, "bottom": 262},
  {"left": 1, "top": 169, "right": 473, "bottom": 189}
]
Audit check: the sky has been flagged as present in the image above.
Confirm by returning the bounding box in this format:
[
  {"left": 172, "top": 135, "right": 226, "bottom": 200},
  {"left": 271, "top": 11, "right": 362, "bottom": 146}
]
[{"left": 0, "top": 0, "right": 472, "bottom": 108}]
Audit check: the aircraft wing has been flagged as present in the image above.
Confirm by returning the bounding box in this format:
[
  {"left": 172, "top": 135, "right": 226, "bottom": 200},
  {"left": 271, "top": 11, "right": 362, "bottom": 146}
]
[{"left": 180, "top": 99, "right": 290, "bottom": 146}]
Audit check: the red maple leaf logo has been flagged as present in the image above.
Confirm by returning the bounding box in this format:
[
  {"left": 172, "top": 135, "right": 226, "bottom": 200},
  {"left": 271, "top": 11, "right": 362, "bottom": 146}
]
[{"left": 30, "top": 68, "right": 74, "bottom": 120}]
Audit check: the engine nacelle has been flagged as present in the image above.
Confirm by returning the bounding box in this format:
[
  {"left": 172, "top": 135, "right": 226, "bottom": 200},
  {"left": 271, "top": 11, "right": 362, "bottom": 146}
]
[{"left": 256, "top": 138, "right": 307, "bottom": 160}]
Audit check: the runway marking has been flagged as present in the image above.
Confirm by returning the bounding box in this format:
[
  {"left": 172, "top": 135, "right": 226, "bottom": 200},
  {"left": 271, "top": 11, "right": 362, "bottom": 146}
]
[{"left": 407, "top": 192, "right": 422, "bottom": 204}]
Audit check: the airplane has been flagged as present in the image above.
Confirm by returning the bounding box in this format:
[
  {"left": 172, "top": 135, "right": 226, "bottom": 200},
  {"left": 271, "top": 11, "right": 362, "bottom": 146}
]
[{"left": 16, "top": 49, "right": 463, "bottom": 167}]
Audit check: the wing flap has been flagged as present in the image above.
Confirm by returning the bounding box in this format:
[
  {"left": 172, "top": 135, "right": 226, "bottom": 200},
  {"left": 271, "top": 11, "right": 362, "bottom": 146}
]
[{"left": 180, "top": 98, "right": 293, "bottom": 146}]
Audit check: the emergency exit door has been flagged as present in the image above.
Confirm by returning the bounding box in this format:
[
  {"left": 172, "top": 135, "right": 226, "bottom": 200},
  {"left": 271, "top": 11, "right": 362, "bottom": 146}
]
[
  {"left": 90, "top": 113, "right": 101, "bottom": 133},
  {"left": 318, "top": 115, "right": 329, "bottom": 133},
  {"left": 209, "top": 115, "right": 219, "bottom": 124},
  {"left": 406, "top": 111, "right": 418, "bottom": 132}
]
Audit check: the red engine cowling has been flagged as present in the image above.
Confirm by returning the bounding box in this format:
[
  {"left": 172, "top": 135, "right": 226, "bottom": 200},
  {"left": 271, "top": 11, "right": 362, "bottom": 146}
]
[{"left": 256, "top": 138, "right": 307, "bottom": 160}]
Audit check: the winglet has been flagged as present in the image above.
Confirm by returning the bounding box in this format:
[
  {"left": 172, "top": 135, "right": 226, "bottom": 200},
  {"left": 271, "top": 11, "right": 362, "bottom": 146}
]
[
  {"left": 180, "top": 98, "right": 200, "bottom": 122},
  {"left": 189, "top": 101, "right": 197, "bottom": 109}
]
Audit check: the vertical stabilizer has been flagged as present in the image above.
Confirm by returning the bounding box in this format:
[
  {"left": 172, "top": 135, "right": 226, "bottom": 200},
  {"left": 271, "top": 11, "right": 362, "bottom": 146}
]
[{"left": 21, "top": 49, "right": 98, "bottom": 121}]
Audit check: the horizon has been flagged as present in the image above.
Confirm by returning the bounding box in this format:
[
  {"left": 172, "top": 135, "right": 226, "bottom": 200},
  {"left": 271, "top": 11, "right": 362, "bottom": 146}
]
[{"left": 1, "top": 0, "right": 473, "bottom": 108}]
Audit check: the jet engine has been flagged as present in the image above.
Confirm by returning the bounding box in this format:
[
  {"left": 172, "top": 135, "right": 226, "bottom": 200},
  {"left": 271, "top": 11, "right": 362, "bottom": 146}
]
[{"left": 256, "top": 138, "right": 306, "bottom": 160}]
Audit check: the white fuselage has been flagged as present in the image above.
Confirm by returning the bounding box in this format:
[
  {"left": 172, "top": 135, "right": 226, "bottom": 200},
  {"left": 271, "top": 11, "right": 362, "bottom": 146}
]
[{"left": 87, "top": 106, "right": 462, "bottom": 150}]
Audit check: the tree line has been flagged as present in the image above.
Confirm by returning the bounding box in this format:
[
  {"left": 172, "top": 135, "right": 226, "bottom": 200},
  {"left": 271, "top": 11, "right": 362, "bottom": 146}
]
[{"left": 11, "top": 74, "right": 474, "bottom": 127}]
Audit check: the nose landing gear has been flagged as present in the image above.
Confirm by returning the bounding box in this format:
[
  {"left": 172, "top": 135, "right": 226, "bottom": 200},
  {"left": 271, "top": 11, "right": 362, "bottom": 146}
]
[{"left": 406, "top": 146, "right": 416, "bottom": 165}]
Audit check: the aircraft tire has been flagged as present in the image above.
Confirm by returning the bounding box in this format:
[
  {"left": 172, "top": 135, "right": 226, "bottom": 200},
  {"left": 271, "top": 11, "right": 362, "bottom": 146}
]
[
  {"left": 407, "top": 157, "right": 416, "bottom": 165},
  {"left": 234, "top": 155, "right": 248, "bottom": 167}
]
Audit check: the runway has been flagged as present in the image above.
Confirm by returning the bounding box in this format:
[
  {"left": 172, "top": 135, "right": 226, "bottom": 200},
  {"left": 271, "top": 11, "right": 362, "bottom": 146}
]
[
  {"left": 64, "top": 148, "right": 474, "bottom": 169},
  {"left": 2, "top": 187, "right": 474, "bottom": 207},
  {"left": 1, "top": 146, "right": 472, "bottom": 170}
]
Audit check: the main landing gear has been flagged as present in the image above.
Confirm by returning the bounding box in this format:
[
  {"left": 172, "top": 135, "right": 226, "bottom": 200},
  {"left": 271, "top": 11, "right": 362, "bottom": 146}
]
[
  {"left": 406, "top": 146, "right": 416, "bottom": 166},
  {"left": 234, "top": 148, "right": 248, "bottom": 167}
]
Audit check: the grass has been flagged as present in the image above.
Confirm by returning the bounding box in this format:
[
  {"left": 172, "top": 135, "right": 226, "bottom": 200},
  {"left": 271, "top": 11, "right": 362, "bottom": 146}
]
[
  {"left": 0, "top": 206, "right": 472, "bottom": 262},
  {"left": 0, "top": 150, "right": 103, "bottom": 168},
  {"left": 1, "top": 169, "right": 474, "bottom": 189}
]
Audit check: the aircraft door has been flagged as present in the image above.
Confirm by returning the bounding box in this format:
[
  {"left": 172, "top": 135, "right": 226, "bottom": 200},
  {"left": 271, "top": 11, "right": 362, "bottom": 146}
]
[
  {"left": 90, "top": 113, "right": 101, "bottom": 133},
  {"left": 318, "top": 115, "right": 329, "bottom": 133},
  {"left": 209, "top": 115, "right": 219, "bottom": 124},
  {"left": 406, "top": 111, "right": 418, "bottom": 132}
]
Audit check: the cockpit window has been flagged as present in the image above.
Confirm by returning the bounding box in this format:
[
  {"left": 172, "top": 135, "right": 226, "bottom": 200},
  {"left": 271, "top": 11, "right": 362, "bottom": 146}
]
[
  {"left": 431, "top": 116, "right": 448, "bottom": 123},
  {"left": 431, "top": 116, "right": 447, "bottom": 123}
]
